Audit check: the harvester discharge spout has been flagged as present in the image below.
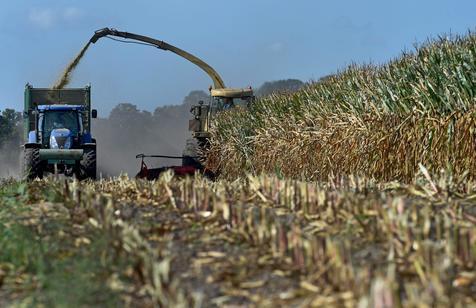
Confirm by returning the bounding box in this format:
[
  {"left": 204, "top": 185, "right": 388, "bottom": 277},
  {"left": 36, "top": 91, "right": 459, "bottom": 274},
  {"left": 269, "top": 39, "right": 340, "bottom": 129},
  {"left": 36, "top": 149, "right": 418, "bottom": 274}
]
[{"left": 89, "top": 27, "right": 226, "bottom": 89}]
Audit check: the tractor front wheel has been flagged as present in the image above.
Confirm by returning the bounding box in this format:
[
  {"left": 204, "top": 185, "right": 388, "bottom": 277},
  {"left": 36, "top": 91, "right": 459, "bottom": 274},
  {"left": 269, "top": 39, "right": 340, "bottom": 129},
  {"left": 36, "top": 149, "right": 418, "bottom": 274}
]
[{"left": 23, "top": 147, "right": 43, "bottom": 180}]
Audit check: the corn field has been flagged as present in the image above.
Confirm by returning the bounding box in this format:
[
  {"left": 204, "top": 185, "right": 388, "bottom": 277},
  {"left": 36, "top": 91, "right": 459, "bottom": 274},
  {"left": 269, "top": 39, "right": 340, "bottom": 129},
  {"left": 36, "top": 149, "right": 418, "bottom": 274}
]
[{"left": 207, "top": 32, "right": 476, "bottom": 181}]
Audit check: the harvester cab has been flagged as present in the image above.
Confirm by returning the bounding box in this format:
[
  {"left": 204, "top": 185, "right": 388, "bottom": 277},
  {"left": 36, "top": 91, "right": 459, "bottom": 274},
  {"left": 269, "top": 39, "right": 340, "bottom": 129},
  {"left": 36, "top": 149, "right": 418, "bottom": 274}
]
[
  {"left": 189, "top": 87, "right": 254, "bottom": 139},
  {"left": 183, "top": 87, "right": 254, "bottom": 172},
  {"left": 23, "top": 85, "right": 98, "bottom": 180}
]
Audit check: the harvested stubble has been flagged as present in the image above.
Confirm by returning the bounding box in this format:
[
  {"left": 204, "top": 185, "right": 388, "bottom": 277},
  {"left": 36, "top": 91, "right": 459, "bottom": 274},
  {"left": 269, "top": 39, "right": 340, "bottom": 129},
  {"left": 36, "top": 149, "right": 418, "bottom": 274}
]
[
  {"left": 207, "top": 32, "right": 476, "bottom": 182},
  {"left": 1, "top": 173, "right": 476, "bottom": 306}
]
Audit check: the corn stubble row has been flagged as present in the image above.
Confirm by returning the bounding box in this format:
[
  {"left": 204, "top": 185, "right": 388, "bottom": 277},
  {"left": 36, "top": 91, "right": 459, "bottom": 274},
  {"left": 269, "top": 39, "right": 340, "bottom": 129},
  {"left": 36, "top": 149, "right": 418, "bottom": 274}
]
[
  {"left": 11, "top": 173, "right": 474, "bottom": 306},
  {"left": 207, "top": 33, "right": 476, "bottom": 181}
]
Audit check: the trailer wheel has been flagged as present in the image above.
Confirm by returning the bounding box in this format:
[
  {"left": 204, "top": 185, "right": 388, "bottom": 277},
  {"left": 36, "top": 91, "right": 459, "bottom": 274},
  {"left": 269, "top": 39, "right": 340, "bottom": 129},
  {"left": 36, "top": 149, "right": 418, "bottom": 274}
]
[
  {"left": 79, "top": 147, "right": 97, "bottom": 180},
  {"left": 23, "top": 147, "right": 43, "bottom": 180}
]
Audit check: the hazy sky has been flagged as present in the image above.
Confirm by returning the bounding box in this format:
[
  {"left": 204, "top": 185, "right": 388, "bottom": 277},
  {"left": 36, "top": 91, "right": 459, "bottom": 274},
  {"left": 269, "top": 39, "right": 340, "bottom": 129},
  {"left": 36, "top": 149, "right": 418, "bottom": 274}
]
[{"left": 0, "top": 0, "right": 474, "bottom": 115}]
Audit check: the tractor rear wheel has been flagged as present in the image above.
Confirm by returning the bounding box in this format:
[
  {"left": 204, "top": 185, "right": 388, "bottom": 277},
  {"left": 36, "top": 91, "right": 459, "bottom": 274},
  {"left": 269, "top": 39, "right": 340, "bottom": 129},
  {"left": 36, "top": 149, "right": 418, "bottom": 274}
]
[
  {"left": 23, "top": 147, "right": 43, "bottom": 180},
  {"left": 79, "top": 147, "right": 97, "bottom": 180}
]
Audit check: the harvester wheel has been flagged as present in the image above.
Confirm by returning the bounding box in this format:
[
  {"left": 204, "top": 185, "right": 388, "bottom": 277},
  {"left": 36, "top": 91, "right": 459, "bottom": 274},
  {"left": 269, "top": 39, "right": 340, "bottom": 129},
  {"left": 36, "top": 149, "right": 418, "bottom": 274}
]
[
  {"left": 79, "top": 147, "right": 97, "bottom": 180},
  {"left": 182, "top": 138, "right": 202, "bottom": 169},
  {"left": 23, "top": 147, "right": 43, "bottom": 180}
]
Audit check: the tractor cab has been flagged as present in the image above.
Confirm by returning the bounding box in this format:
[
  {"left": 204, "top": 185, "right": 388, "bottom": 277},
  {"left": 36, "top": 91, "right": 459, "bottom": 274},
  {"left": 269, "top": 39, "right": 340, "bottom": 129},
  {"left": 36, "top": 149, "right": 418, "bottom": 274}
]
[{"left": 33, "top": 105, "right": 93, "bottom": 149}]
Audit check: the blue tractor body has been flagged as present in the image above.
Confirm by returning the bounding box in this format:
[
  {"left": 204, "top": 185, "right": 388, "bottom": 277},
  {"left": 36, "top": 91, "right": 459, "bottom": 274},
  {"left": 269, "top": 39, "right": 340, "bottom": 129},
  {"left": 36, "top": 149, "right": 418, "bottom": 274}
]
[{"left": 23, "top": 85, "right": 97, "bottom": 180}]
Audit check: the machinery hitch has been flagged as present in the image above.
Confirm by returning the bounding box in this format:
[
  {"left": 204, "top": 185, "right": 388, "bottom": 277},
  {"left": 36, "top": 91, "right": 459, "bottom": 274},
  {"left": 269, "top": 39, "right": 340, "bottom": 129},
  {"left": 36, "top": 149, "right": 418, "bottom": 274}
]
[{"left": 135, "top": 154, "right": 199, "bottom": 180}]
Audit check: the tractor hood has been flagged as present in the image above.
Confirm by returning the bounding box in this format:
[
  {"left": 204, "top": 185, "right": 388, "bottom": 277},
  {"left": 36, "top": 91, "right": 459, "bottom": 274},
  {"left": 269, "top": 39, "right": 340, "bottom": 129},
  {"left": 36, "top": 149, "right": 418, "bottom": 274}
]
[{"left": 50, "top": 128, "right": 73, "bottom": 149}]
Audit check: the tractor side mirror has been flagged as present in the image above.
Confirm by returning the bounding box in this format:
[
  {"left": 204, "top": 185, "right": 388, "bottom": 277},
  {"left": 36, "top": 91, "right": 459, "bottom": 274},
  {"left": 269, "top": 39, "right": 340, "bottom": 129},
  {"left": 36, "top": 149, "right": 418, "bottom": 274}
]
[{"left": 92, "top": 109, "right": 98, "bottom": 119}]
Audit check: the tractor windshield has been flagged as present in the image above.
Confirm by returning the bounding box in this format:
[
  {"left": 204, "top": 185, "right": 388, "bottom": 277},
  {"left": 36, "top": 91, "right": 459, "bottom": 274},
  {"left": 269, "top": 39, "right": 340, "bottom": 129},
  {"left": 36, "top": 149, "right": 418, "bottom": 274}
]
[
  {"left": 41, "top": 110, "right": 80, "bottom": 140},
  {"left": 212, "top": 97, "right": 252, "bottom": 112}
]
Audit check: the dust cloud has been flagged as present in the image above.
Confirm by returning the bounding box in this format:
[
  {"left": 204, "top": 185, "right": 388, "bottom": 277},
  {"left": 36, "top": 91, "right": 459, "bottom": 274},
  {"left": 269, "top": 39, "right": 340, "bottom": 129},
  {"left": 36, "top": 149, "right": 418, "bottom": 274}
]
[
  {"left": 95, "top": 119, "right": 189, "bottom": 178},
  {"left": 0, "top": 146, "right": 21, "bottom": 179},
  {"left": 94, "top": 90, "right": 207, "bottom": 177}
]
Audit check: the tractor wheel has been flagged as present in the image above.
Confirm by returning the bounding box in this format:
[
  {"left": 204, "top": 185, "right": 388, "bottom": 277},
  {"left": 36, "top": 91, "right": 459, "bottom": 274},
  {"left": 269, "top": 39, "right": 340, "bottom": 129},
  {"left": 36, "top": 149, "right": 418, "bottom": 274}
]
[
  {"left": 23, "top": 147, "right": 43, "bottom": 180},
  {"left": 79, "top": 147, "right": 97, "bottom": 180}
]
